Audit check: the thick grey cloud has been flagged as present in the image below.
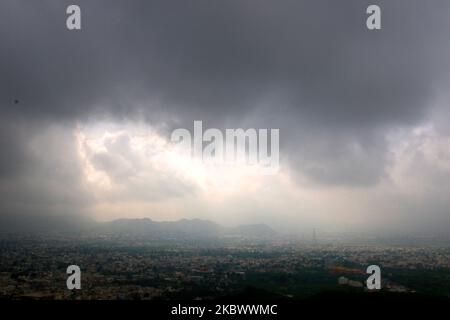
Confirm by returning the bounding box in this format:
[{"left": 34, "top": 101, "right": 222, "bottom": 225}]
[
  {"left": 0, "top": 120, "right": 91, "bottom": 216},
  {"left": 1, "top": 1, "right": 450, "bottom": 231},
  {"left": 2, "top": 0, "right": 449, "bottom": 124}
]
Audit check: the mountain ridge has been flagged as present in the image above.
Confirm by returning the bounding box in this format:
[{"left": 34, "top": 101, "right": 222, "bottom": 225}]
[{"left": 0, "top": 213, "right": 277, "bottom": 239}]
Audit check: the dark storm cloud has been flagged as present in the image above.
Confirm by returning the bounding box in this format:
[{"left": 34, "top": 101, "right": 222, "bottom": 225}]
[
  {"left": 1, "top": 0, "right": 450, "bottom": 196},
  {"left": 0, "top": 120, "right": 92, "bottom": 217}
]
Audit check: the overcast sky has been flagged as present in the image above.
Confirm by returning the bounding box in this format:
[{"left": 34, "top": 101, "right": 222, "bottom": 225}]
[{"left": 1, "top": 0, "right": 450, "bottom": 234}]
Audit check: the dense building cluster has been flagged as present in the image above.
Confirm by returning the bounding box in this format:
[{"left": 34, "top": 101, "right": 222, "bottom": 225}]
[{"left": 1, "top": 235, "right": 449, "bottom": 300}]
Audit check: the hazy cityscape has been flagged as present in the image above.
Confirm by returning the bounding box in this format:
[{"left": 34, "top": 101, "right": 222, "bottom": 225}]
[{"left": 1, "top": 220, "right": 449, "bottom": 301}]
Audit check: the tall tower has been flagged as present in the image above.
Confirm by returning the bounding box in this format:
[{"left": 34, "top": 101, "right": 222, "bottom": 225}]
[{"left": 312, "top": 228, "right": 317, "bottom": 245}]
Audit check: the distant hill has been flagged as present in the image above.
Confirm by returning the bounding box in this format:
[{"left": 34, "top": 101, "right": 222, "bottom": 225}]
[
  {"left": 97, "top": 218, "right": 225, "bottom": 237},
  {"left": 95, "top": 218, "right": 276, "bottom": 239},
  {"left": 0, "top": 213, "right": 277, "bottom": 239}
]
